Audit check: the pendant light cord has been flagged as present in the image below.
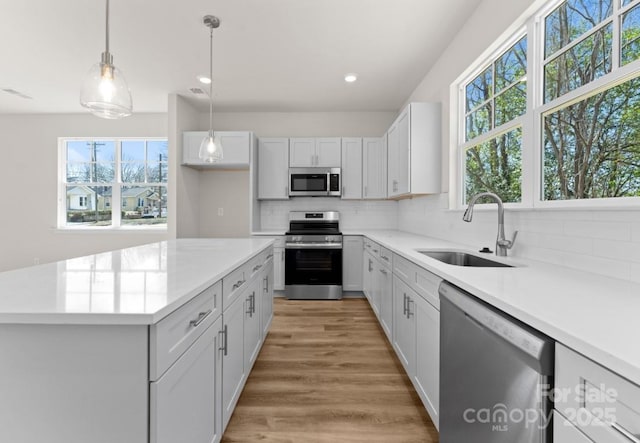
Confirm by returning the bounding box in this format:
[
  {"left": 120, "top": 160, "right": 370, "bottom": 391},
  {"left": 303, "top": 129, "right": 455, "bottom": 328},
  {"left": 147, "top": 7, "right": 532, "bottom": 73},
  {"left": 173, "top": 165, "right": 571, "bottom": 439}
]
[
  {"left": 105, "top": 0, "right": 110, "bottom": 55},
  {"left": 209, "top": 26, "right": 214, "bottom": 133}
]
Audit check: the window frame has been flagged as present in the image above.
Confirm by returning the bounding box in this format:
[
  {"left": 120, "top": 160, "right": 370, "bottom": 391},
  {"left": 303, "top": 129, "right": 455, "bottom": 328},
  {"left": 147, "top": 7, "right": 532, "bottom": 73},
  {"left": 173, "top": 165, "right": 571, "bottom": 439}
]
[
  {"left": 57, "top": 137, "right": 168, "bottom": 230},
  {"left": 452, "top": 0, "right": 640, "bottom": 211}
]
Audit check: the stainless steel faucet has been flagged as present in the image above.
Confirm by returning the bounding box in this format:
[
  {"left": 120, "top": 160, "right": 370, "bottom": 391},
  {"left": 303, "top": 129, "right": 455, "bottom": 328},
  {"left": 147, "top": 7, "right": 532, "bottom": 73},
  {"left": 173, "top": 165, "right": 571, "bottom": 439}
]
[{"left": 463, "top": 192, "right": 518, "bottom": 257}]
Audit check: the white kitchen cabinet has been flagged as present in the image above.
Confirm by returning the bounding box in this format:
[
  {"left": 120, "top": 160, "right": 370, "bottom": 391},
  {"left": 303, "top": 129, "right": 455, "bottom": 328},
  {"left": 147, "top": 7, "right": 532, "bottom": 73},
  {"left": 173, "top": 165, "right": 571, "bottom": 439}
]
[
  {"left": 555, "top": 343, "right": 640, "bottom": 443},
  {"left": 258, "top": 138, "right": 289, "bottom": 199},
  {"left": 289, "top": 137, "right": 341, "bottom": 167},
  {"left": 243, "top": 278, "right": 262, "bottom": 371},
  {"left": 378, "top": 257, "right": 393, "bottom": 341},
  {"left": 387, "top": 102, "right": 441, "bottom": 198},
  {"left": 341, "top": 138, "right": 363, "bottom": 199},
  {"left": 182, "top": 131, "right": 253, "bottom": 168},
  {"left": 274, "top": 246, "right": 285, "bottom": 291},
  {"left": 392, "top": 275, "right": 416, "bottom": 376},
  {"left": 363, "top": 251, "right": 374, "bottom": 305},
  {"left": 343, "top": 236, "right": 363, "bottom": 291},
  {"left": 414, "top": 293, "right": 440, "bottom": 429},
  {"left": 553, "top": 411, "right": 594, "bottom": 443},
  {"left": 150, "top": 318, "right": 222, "bottom": 443},
  {"left": 261, "top": 257, "right": 274, "bottom": 338},
  {"left": 221, "top": 294, "right": 246, "bottom": 429},
  {"left": 362, "top": 136, "right": 387, "bottom": 199}
]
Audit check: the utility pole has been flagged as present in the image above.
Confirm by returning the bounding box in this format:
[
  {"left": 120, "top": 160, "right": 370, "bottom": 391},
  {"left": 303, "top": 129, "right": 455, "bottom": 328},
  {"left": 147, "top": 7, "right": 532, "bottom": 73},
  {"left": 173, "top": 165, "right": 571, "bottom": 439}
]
[{"left": 89, "top": 141, "right": 106, "bottom": 223}]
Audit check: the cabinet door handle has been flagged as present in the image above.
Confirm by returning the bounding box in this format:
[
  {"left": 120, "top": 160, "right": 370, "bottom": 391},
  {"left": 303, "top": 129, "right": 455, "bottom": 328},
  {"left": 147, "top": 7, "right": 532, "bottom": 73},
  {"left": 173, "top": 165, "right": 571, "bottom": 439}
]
[
  {"left": 253, "top": 264, "right": 262, "bottom": 272},
  {"left": 263, "top": 276, "right": 268, "bottom": 292},
  {"left": 379, "top": 269, "right": 388, "bottom": 275},
  {"left": 381, "top": 255, "right": 389, "bottom": 261},
  {"left": 252, "top": 292, "right": 257, "bottom": 314},
  {"left": 368, "top": 259, "right": 373, "bottom": 272},
  {"left": 233, "top": 279, "right": 245, "bottom": 290},
  {"left": 219, "top": 324, "right": 228, "bottom": 356},
  {"left": 190, "top": 309, "right": 212, "bottom": 327},
  {"left": 407, "top": 297, "right": 414, "bottom": 318},
  {"left": 266, "top": 254, "right": 273, "bottom": 260},
  {"left": 403, "top": 293, "right": 408, "bottom": 316}
]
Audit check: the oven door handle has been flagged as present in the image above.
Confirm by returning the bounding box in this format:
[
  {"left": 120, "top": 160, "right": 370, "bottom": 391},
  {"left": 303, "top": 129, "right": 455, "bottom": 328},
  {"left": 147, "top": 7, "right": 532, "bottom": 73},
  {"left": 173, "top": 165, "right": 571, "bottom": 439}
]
[{"left": 285, "top": 243, "right": 343, "bottom": 249}]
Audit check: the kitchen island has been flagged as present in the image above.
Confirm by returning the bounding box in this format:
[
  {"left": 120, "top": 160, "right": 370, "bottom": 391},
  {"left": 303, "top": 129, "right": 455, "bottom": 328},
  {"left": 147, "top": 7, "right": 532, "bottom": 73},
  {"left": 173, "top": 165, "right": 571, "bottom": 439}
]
[{"left": 0, "top": 238, "right": 274, "bottom": 443}]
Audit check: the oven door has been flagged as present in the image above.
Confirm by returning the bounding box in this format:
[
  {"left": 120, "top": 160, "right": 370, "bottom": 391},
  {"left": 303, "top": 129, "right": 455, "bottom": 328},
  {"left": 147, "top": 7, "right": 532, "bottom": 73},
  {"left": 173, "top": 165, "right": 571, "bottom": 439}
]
[{"left": 285, "top": 247, "right": 342, "bottom": 299}]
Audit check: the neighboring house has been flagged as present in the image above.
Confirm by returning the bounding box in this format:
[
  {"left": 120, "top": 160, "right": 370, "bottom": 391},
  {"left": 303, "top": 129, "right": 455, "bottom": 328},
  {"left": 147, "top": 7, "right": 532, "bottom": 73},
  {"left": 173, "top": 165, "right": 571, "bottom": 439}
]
[
  {"left": 67, "top": 186, "right": 96, "bottom": 211},
  {"left": 67, "top": 186, "right": 161, "bottom": 215},
  {"left": 121, "top": 187, "right": 160, "bottom": 214}
]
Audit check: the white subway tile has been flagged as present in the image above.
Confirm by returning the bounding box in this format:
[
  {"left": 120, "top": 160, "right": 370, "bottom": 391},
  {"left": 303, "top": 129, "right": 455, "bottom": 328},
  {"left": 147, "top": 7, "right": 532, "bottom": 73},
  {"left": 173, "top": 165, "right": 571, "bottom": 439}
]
[{"left": 563, "top": 220, "right": 631, "bottom": 241}]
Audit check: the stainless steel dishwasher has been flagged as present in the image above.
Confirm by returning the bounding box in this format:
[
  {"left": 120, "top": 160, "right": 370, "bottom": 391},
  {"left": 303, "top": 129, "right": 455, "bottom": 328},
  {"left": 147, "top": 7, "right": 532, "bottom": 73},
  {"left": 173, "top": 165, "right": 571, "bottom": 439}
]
[{"left": 439, "top": 281, "right": 554, "bottom": 442}]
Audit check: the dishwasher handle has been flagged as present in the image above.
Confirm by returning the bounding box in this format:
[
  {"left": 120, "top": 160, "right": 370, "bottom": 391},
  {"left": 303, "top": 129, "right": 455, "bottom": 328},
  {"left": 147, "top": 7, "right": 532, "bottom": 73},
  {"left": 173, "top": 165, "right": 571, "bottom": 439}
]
[{"left": 439, "top": 281, "right": 554, "bottom": 374}]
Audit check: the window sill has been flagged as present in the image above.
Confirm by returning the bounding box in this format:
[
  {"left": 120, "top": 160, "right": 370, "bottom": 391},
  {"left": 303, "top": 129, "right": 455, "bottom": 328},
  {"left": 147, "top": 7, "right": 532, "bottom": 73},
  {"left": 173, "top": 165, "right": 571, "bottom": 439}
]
[{"left": 55, "top": 226, "right": 168, "bottom": 234}]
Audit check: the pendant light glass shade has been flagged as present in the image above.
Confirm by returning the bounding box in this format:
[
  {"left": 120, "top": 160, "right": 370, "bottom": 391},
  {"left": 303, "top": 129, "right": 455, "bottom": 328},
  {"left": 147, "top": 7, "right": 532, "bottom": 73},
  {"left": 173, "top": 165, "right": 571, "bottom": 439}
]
[
  {"left": 198, "top": 15, "right": 223, "bottom": 163},
  {"left": 199, "top": 130, "right": 224, "bottom": 163},
  {"left": 80, "top": 0, "right": 132, "bottom": 119}
]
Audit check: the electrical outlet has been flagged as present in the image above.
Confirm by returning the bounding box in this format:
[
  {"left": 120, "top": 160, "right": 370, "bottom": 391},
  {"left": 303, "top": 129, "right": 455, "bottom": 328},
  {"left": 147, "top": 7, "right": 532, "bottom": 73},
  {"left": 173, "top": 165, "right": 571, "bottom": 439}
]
[
  {"left": 33, "top": 258, "right": 40, "bottom": 265},
  {"left": 217, "top": 207, "right": 224, "bottom": 216}
]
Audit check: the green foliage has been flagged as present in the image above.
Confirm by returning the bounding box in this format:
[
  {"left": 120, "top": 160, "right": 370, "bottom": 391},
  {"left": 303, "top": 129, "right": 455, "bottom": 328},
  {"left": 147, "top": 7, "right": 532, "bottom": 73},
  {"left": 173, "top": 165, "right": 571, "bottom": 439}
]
[{"left": 465, "top": 128, "right": 523, "bottom": 203}]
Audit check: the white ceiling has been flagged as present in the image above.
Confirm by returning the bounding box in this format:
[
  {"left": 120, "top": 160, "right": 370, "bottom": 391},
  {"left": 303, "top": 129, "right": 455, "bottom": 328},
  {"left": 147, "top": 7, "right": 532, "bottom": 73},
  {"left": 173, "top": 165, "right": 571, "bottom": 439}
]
[{"left": 0, "top": 0, "right": 482, "bottom": 114}]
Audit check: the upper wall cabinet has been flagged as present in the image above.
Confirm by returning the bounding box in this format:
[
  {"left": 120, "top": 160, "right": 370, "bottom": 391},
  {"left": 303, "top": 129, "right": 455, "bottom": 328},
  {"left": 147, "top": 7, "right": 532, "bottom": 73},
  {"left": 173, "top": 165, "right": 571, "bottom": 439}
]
[
  {"left": 182, "top": 131, "right": 253, "bottom": 168},
  {"left": 258, "top": 138, "right": 289, "bottom": 200},
  {"left": 341, "top": 138, "right": 363, "bottom": 200},
  {"left": 289, "top": 137, "right": 341, "bottom": 167},
  {"left": 363, "top": 136, "right": 387, "bottom": 199},
  {"left": 387, "top": 103, "right": 441, "bottom": 198}
]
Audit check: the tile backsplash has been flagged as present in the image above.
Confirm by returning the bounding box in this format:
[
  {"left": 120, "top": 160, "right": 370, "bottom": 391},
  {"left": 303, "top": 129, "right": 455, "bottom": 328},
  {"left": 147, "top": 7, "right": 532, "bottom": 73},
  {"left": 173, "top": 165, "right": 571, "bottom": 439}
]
[
  {"left": 398, "top": 194, "right": 640, "bottom": 284},
  {"left": 260, "top": 198, "right": 398, "bottom": 232}
]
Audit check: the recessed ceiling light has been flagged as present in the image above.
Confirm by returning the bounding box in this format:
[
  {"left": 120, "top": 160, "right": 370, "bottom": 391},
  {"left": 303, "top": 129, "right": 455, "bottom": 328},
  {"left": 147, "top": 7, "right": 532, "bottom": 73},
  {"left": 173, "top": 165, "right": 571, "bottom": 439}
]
[
  {"left": 198, "top": 75, "right": 212, "bottom": 85},
  {"left": 344, "top": 73, "right": 358, "bottom": 83}
]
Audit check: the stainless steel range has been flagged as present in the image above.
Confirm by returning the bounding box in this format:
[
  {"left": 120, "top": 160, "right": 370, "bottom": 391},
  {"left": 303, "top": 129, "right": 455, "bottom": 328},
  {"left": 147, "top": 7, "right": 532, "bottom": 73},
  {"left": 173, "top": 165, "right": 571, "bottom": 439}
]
[{"left": 285, "top": 211, "right": 342, "bottom": 300}]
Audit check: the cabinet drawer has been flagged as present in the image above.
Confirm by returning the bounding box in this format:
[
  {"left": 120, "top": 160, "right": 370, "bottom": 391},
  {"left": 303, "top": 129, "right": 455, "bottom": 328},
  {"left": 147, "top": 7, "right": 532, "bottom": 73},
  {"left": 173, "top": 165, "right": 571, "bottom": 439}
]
[
  {"left": 393, "top": 253, "right": 441, "bottom": 309},
  {"left": 364, "top": 238, "right": 380, "bottom": 258},
  {"left": 556, "top": 344, "right": 640, "bottom": 443},
  {"left": 379, "top": 247, "right": 393, "bottom": 267},
  {"left": 247, "top": 254, "right": 265, "bottom": 282},
  {"left": 553, "top": 411, "right": 593, "bottom": 443},
  {"left": 150, "top": 282, "right": 220, "bottom": 380},
  {"left": 223, "top": 263, "right": 249, "bottom": 307},
  {"left": 393, "top": 253, "right": 414, "bottom": 284}
]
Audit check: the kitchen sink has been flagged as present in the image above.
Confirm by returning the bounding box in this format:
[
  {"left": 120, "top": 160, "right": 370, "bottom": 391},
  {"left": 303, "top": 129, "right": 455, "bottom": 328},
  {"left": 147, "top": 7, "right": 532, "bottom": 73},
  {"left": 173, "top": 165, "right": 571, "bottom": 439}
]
[{"left": 416, "top": 250, "right": 514, "bottom": 268}]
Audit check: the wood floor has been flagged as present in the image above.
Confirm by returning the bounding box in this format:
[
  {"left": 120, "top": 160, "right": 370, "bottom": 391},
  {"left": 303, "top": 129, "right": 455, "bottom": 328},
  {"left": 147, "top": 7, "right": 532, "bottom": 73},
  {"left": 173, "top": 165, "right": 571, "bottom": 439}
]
[{"left": 221, "top": 297, "right": 439, "bottom": 443}]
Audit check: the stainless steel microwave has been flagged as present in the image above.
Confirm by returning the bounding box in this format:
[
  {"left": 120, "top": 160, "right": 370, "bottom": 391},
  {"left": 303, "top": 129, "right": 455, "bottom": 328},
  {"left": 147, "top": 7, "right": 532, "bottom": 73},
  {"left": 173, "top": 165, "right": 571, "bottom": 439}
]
[{"left": 288, "top": 168, "right": 341, "bottom": 197}]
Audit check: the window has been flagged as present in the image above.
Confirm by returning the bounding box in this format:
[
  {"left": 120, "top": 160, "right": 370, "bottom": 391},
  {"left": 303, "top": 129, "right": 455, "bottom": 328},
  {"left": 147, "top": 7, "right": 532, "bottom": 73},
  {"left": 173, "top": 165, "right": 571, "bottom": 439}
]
[
  {"left": 456, "top": 0, "right": 640, "bottom": 207},
  {"left": 462, "top": 35, "right": 527, "bottom": 204},
  {"left": 59, "top": 138, "right": 168, "bottom": 228}
]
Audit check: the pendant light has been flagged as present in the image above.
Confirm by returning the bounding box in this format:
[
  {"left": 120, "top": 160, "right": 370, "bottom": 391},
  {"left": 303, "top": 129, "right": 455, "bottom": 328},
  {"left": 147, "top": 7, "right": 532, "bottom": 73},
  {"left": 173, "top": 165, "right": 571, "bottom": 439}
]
[
  {"left": 198, "top": 15, "right": 223, "bottom": 163},
  {"left": 80, "top": 0, "right": 132, "bottom": 119}
]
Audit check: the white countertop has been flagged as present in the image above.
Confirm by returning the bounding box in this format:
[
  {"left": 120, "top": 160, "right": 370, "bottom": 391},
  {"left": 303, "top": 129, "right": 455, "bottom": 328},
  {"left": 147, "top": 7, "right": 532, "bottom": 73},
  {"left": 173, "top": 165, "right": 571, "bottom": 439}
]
[
  {"left": 0, "top": 238, "right": 273, "bottom": 325},
  {"left": 359, "top": 230, "right": 640, "bottom": 386}
]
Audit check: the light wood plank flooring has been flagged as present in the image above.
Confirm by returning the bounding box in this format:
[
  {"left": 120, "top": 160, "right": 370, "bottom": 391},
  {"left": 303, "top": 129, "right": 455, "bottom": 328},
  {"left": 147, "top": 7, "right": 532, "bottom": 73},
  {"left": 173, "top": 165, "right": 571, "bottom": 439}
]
[{"left": 221, "top": 297, "right": 439, "bottom": 443}]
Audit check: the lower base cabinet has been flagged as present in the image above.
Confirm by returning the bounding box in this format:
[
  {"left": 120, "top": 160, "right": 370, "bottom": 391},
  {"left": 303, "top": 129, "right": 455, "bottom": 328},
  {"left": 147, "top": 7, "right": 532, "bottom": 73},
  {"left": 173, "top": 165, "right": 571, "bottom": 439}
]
[
  {"left": 378, "top": 260, "right": 393, "bottom": 340},
  {"left": 151, "top": 318, "right": 222, "bottom": 443},
  {"left": 414, "top": 293, "right": 440, "bottom": 428},
  {"left": 0, "top": 246, "right": 274, "bottom": 443},
  {"left": 261, "top": 259, "right": 274, "bottom": 337},
  {"left": 222, "top": 292, "right": 247, "bottom": 429},
  {"left": 553, "top": 411, "right": 593, "bottom": 443},
  {"left": 392, "top": 276, "right": 417, "bottom": 375}
]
